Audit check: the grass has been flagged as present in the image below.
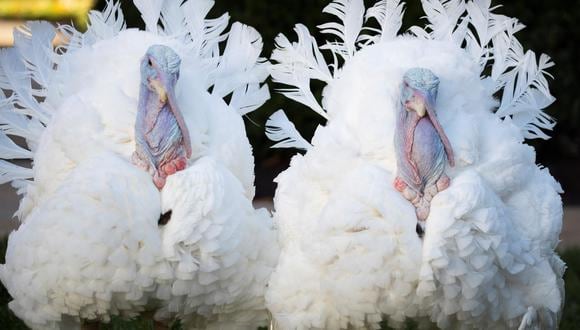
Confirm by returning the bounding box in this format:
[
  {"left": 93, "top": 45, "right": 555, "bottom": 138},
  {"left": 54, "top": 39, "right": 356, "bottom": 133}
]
[{"left": 0, "top": 238, "right": 579, "bottom": 329}]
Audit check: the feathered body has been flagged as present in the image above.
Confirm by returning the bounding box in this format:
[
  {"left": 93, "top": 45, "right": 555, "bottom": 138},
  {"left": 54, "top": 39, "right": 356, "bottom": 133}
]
[
  {"left": 266, "top": 0, "right": 563, "bottom": 329},
  {"left": 0, "top": 1, "right": 278, "bottom": 329}
]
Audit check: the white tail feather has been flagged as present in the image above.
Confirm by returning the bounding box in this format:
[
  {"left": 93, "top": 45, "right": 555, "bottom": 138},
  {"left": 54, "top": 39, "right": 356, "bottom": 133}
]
[
  {"left": 85, "top": 0, "right": 125, "bottom": 44},
  {"left": 182, "top": 0, "right": 216, "bottom": 55},
  {"left": 212, "top": 23, "right": 267, "bottom": 95},
  {"left": 360, "top": 0, "right": 405, "bottom": 45},
  {"left": 0, "top": 132, "right": 32, "bottom": 159},
  {"left": 200, "top": 13, "right": 230, "bottom": 58},
  {"left": 419, "top": 0, "right": 468, "bottom": 44},
  {"left": 318, "top": 0, "right": 365, "bottom": 59},
  {"left": 266, "top": 110, "right": 312, "bottom": 150},
  {"left": 460, "top": 0, "right": 555, "bottom": 139},
  {"left": 0, "top": 160, "right": 32, "bottom": 185},
  {"left": 230, "top": 84, "right": 270, "bottom": 116},
  {"left": 0, "top": 109, "right": 41, "bottom": 144},
  {"left": 270, "top": 24, "right": 331, "bottom": 120},
  {"left": 496, "top": 52, "right": 555, "bottom": 139},
  {"left": 0, "top": 48, "right": 49, "bottom": 124},
  {"left": 272, "top": 24, "right": 333, "bottom": 83},
  {"left": 133, "top": 0, "right": 163, "bottom": 33},
  {"left": 160, "top": 0, "right": 187, "bottom": 37},
  {"left": 13, "top": 21, "right": 56, "bottom": 93}
]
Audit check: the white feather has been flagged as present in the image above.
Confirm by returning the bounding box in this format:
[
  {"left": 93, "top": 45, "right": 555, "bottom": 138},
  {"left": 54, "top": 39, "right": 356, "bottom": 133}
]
[
  {"left": 212, "top": 23, "right": 268, "bottom": 99},
  {"left": 0, "top": 132, "right": 32, "bottom": 159},
  {"left": 0, "top": 92, "right": 41, "bottom": 145},
  {"left": 265, "top": 110, "right": 311, "bottom": 150},
  {"left": 411, "top": 0, "right": 468, "bottom": 45},
  {"left": 13, "top": 21, "right": 56, "bottom": 92},
  {"left": 198, "top": 13, "right": 230, "bottom": 59},
  {"left": 85, "top": 0, "right": 125, "bottom": 44},
  {"left": 496, "top": 51, "right": 556, "bottom": 139},
  {"left": 160, "top": 0, "right": 186, "bottom": 37},
  {"left": 360, "top": 0, "right": 405, "bottom": 45},
  {"left": 0, "top": 160, "right": 32, "bottom": 184},
  {"left": 318, "top": 0, "right": 365, "bottom": 59},
  {"left": 133, "top": 0, "right": 163, "bottom": 33},
  {"left": 0, "top": 49, "right": 49, "bottom": 124},
  {"left": 270, "top": 24, "right": 331, "bottom": 119},
  {"left": 181, "top": 0, "right": 217, "bottom": 55},
  {"left": 271, "top": 24, "right": 333, "bottom": 83},
  {"left": 229, "top": 83, "right": 270, "bottom": 115}
]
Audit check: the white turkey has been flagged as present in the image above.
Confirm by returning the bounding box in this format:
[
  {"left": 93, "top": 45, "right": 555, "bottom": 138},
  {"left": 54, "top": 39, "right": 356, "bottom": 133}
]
[
  {"left": 265, "top": 0, "right": 564, "bottom": 329},
  {"left": 0, "top": 0, "right": 278, "bottom": 329}
]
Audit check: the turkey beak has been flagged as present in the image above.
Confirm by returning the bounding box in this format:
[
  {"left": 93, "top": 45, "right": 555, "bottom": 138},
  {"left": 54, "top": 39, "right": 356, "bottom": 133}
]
[
  {"left": 156, "top": 71, "right": 192, "bottom": 158},
  {"left": 405, "top": 91, "right": 428, "bottom": 118}
]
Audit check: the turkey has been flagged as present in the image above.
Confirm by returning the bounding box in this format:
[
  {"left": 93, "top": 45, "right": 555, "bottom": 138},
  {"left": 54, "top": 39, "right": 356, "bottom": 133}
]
[
  {"left": 265, "top": 0, "right": 564, "bottom": 329},
  {"left": 0, "top": 0, "right": 278, "bottom": 329}
]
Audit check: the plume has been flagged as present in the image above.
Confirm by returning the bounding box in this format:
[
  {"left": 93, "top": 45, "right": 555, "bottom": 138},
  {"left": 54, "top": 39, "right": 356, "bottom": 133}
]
[
  {"left": 0, "top": 160, "right": 32, "bottom": 185},
  {"left": 133, "top": 0, "right": 163, "bottom": 33},
  {"left": 212, "top": 23, "right": 267, "bottom": 98},
  {"left": 410, "top": 0, "right": 468, "bottom": 45},
  {"left": 160, "top": 0, "right": 187, "bottom": 37},
  {"left": 496, "top": 52, "right": 555, "bottom": 139},
  {"left": 460, "top": 0, "right": 555, "bottom": 139},
  {"left": 13, "top": 21, "right": 56, "bottom": 93},
  {"left": 270, "top": 24, "right": 331, "bottom": 119},
  {"left": 230, "top": 84, "right": 270, "bottom": 116},
  {"left": 0, "top": 48, "right": 49, "bottom": 124},
  {"left": 85, "top": 0, "right": 125, "bottom": 44},
  {"left": 360, "top": 0, "right": 405, "bottom": 45},
  {"left": 318, "top": 0, "right": 365, "bottom": 59},
  {"left": 266, "top": 110, "right": 312, "bottom": 150}
]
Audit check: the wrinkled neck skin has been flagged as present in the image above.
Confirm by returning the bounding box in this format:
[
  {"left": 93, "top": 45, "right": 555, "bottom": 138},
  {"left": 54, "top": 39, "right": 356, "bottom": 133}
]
[
  {"left": 133, "top": 80, "right": 189, "bottom": 189},
  {"left": 395, "top": 107, "right": 424, "bottom": 189},
  {"left": 139, "top": 82, "right": 166, "bottom": 142}
]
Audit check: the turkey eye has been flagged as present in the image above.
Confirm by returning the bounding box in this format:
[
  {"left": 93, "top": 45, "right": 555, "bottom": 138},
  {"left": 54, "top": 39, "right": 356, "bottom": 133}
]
[{"left": 147, "top": 59, "right": 153, "bottom": 67}]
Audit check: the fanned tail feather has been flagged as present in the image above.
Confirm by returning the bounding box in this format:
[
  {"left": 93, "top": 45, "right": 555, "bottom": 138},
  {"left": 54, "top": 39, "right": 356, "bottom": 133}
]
[
  {"left": 459, "top": 0, "right": 555, "bottom": 139},
  {"left": 0, "top": 160, "right": 32, "bottom": 185},
  {"left": 0, "top": 48, "right": 49, "bottom": 124},
  {"left": 85, "top": 0, "right": 125, "bottom": 44},
  {"left": 133, "top": 0, "right": 163, "bottom": 33},
  {"left": 265, "top": 110, "right": 311, "bottom": 150},
  {"left": 209, "top": 22, "right": 269, "bottom": 115},
  {"left": 359, "top": 0, "right": 405, "bottom": 44},
  {"left": 212, "top": 23, "right": 268, "bottom": 97},
  {"left": 230, "top": 84, "right": 270, "bottom": 116},
  {"left": 411, "top": 0, "right": 468, "bottom": 44},
  {"left": 181, "top": 0, "right": 220, "bottom": 56},
  {"left": 13, "top": 21, "right": 56, "bottom": 94},
  {"left": 270, "top": 24, "right": 331, "bottom": 120},
  {"left": 318, "top": 0, "right": 365, "bottom": 60},
  {"left": 160, "top": 0, "right": 187, "bottom": 38}
]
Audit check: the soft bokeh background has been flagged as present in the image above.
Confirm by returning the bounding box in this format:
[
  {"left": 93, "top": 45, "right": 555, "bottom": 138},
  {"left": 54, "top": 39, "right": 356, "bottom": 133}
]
[{"left": 0, "top": 0, "right": 578, "bottom": 328}]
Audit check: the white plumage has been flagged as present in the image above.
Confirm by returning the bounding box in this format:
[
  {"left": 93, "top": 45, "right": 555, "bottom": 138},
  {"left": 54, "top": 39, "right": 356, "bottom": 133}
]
[
  {"left": 266, "top": 0, "right": 564, "bottom": 329},
  {"left": 0, "top": 0, "right": 278, "bottom": 329}
]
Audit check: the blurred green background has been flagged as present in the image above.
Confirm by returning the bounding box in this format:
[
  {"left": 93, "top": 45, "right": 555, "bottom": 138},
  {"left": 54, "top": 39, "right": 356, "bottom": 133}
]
[{"left": 97, "top": 0, "right": 580, "bottom": 202}]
